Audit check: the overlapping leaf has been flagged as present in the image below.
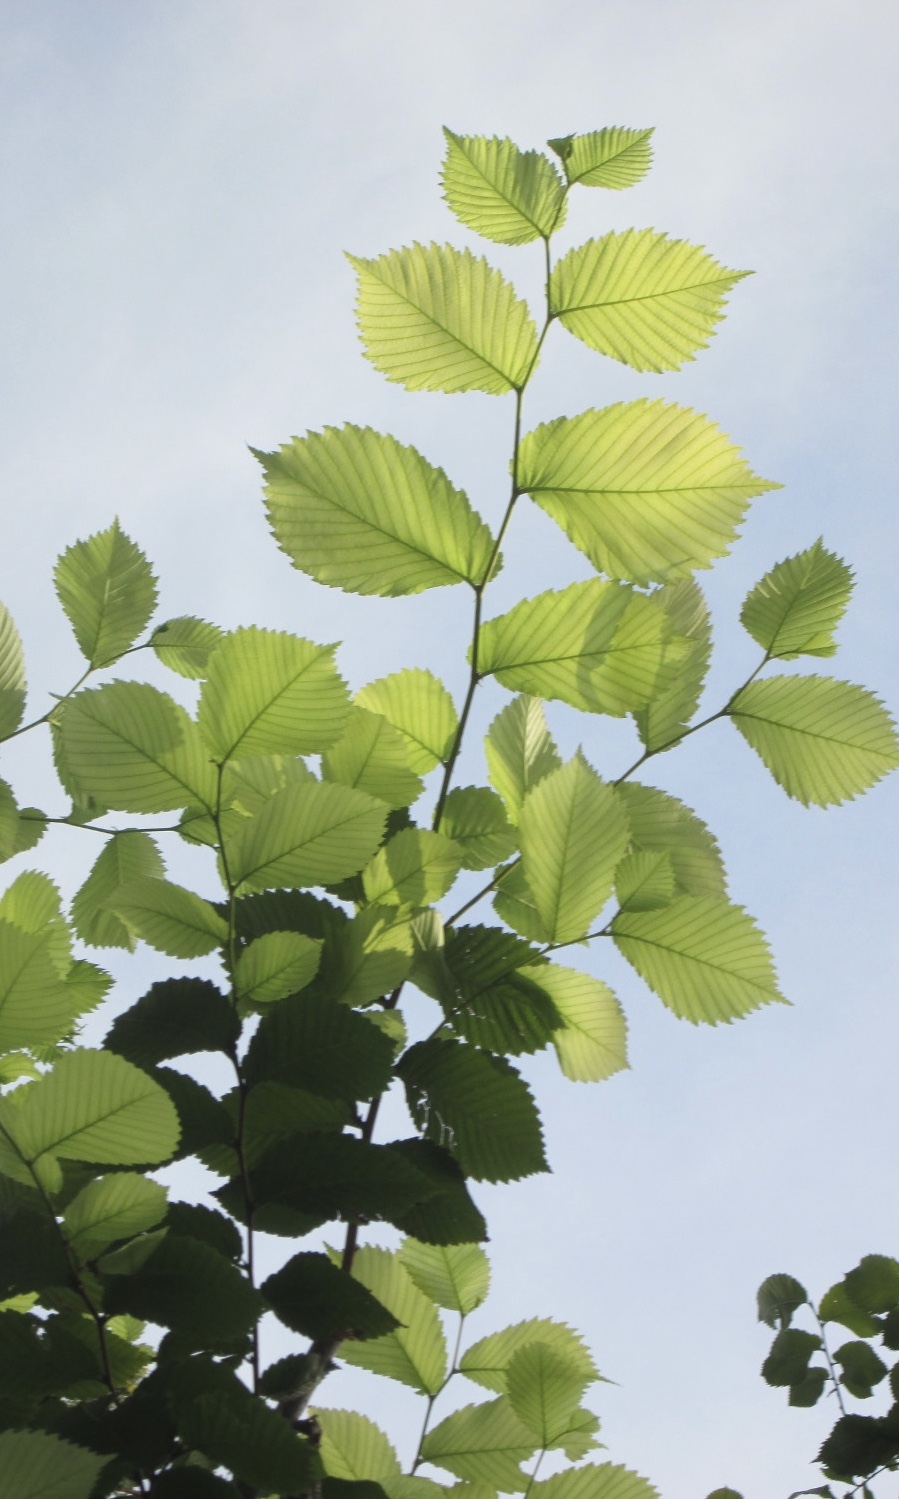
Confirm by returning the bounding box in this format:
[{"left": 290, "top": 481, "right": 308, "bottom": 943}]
[
  {"left": 616, "top": 782, "right": 727, "bottom": 897},
  {"left": 506, "top": 1340, "right": 592, "bottom": 1444},
  {"left": 438, "top": 786, "right": 517, "bottom": 869},
  {"left": 71, "top": 831, "right": 165, "bottom": 949},
  {"left": 62, "top": 1173, "right": 168, "bottom": 1261},
  {"left": 551, "top": 229, "right": 747, "bottom": 372},
  {"left": 398, "top": 1238, "right": 490, "bottom": 1314},
  {"left": 261, "top": 424, "right": 496, "bottom": 595},
  {"left": 729, "top": 675, "right": 898, "bottom": 805},
  {"left": 167, "top": 1357, "right": 319, "bottom": 1487},
  {"left": 485, "top": 695, "right": 561, "bottom": 824},
  {"left": 58, "top": 681, "right": 216, "bottom": 812},
  {"left": 520, "top": 964, "right": 628, "bottom": 1082},
  {"left": 348, "top": 243, "right": 539, "bottom": 393},
  {"left": 0, "top": 1430, "right": 105, "bottom": 1499},
  {"left": 460, "top": 1317, "right": 599, "bottom": 1393},
  {"left": 356, "top": 668, "right": 458, "bottom": 772},
  {"left": 518, "top": 400, "right": 778, "bottom": 585},
  {"left": 234, "top": 930, "right": 322, "bottom": 1005},
  {"left": 105, "top": 977, "right": 239, "bottom": 1067},
  {"left": 338, "top": 1245, "right": 447, "bottom": 1394},
  {"left": 741, "top": 540, "right": 854, "bottom": 659},
  {"left": 613, "top": 895, "right": 784, "bottom": 1024},
  {"left": 420, "top": 1397, "right": 536, "bottom": 1489},
  {"left": 150, "top": 614, "right": 225, "bottom": 678},
  {"left": 615, "top": 851, "right": 676, "bottom": 912},
  {"left": 363, "top": 828, "right": 461, "bottom": 906},
  {"left": 529, "top": 1463, "right": 658, "bottom": 1498},
  {"left": 0, "top": 921, "right": 88, "bottom": 1052},
  {"left": 53, "top": 520, "right": 157, "bottom": 668},
  {"left": 441, "top": 129, "right": 567, "bottom": 243},
  {"left": 111, "top": 877, "right": 228, "bottom": 958},
  {"left": 634, "top": 579, "right": 711, "bottom": 751},
  {"left": 322, "top": 706, "right": 423, "bottom": 808},
  {"left": 479, "top": 579, "right": 669, "bottom": 715},
  {"left": 227, "top": 780, "right": 387, "bottom": 893},
  {"left": 314, "top": 905, "right": 413, "bottom": 1007},
  {"left": 198, "top": 627, "right": 350, "bottom": 761},
  {"left": 548, "top": 127, "right": 654, "bottom": 188},
  {"left": 263, "top": 1252, "right": 400, "bottom": 1341},
  {"left": 428, "top": 925, "right": 560, "bottom": 1056},
  {"left": 244, "top": 990, "right": 394, "bottom": 1100},
  {"left": 313, "top": 1410, "right": 404, "bottom": 1492},
  {"left": 0, "top": 601, "right": 26, "bottom": 739}
]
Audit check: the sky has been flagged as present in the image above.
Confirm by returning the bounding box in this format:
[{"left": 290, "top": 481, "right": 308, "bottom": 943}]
[{"left": 0, "top": 1, "right": 897, "bottom": 1494}]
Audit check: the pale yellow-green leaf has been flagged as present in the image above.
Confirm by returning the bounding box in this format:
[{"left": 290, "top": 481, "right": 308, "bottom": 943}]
[
  {"left": 227, "top": 781, "right": 387, "bottom": 894},
  {"left": 198, "top": 626, "right": 350, "bottom": 761},
  {"left": 312, "top": 1409, "right": 402, "bottom": 1489},
  {"left": 339, "top": 1245, "right": 447, "bottom": 1394},
  {"left": 741, "top": 540, "right": 854, "bottom": 660},
  {"left": 0, "top": 600, "right": 26, "bottom": 739},
  {"left": 506, "top": 1341, "right": 591, "bottom": 1444},
  {"left": 441, "top": 129, "right": 567, "bottom": 244},
  {"left": 150, "top": 615, "right": 225, "bottom": 678},
  {"left": 616, "top": 782, "right": 727, "bottom": 898},
  {"left": 111, "top": 877, "right": 228, "bottom": 959},
  {"left": 634, "top": 578, "right": 711, "bottom": 752},
  {"left": 520, "top": 964, "right": 628, "bottom": 1082},
  {"left": 438, "top": 785, "right": 517, "bottom": 870},
  {"left": 614, "top": 851, "right": 676, "bottom": 912},
  {"left": 485, "top": 695, "right": 561, "bottom": 825},
  {"left": 549, "top": 127, "right": 654, "bottom": 188},
  {"left": 318, "top": 905, "right": 414, "bottom": 1007},
  {"left": 461, "top": 1318, "right": 599, "bottom": 1394},
  {"left": 363, "top": 829, "right": 462, "bottom": 907},
  {"left": 529, "top": 1461, "right": 659, "bottom": 1498},
  {"left": 493, "top": 860, "right": 550, "bottom": 944},
  {"left": 235, "top": 930, "right": 322, "bottom": 1005},
  {"left": 420, "top": 1396, "right": 536, "bottom": 1490},
  {"left": 398, "top": 1238, "right": 490, "bottom": 1314},
  {"left": 356, "top": 669, "right": 458, "bottom": 772},
  {"left": 322, "top": 705, "right": 423, "bottom": 808},
  {"left": 0, "top": 921, "right": 83, "bottom": 1051},
  {"left": 53, "top": 520, "right": 157, "bottom": 669},
  {"left": 71, "top": 831, "right": 165, "bottom": 950}
]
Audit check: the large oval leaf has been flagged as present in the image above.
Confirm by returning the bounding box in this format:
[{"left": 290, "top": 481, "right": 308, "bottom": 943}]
[
  {"left": 227, "top": 780, "right": 387, "bottom": 893},
  {"left": 6, "top": 1050, "right": 180, "bottom": 1169},
  {"left": 58, "top": 681, "right": 216, "bottom": 812}
]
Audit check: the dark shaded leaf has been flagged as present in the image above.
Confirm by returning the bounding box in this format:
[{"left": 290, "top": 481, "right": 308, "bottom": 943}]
[
  {"left": 103, "top": 1235, "right": 262, "bottom": 1349},
  {"left": 105, "top": 979, "right": 239, "bottom": 1067},
  {"left": 263, "top": 1251, "right": 400, "bottom": 1340},
  {"left": 384, "top": 1138, "right": 487, "bottom": 1244},
  {"left": 762, "top": 1328, "right": 821, "bottom": 1387},
  {"left": 835, "top": 1340, "right": 889, "bottom": 1398},
  {"left": 817, "top": 1410, "right": 899, "bottom": 1480},
  {"left": 0, "top": 1207, "right": 71, "bottom": 1298},
  {"left": 166, "top": 1202, "right": 243, "bottom": 1262},
  {"left": 244, "top": 991, "right": 394, "bottom": 1101},
  {"left": 844, "top": 1256, "right": 899, "bottom": 1315},
  {"left": 149, "top": 1068, "right": 234, "bottom": 1161},
  {"left": 788, "top": 1366, "right": 828, "bottom": 1407},
  {"left": 757, "top": 1273, "right": 808, "bottom": 1329}
]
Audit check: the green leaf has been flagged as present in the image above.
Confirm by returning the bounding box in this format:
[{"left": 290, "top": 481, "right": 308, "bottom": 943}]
[
  {"left": 485, "top": 695, "right": 562, "bottom": 824},
  {"left": 385, "top": 1138, "right": 488, "bottom": 1246},
  {"left": 53, "top": 520, "right": 157, "bottom": 668},
  {"left": 348, "top": 242, "right": 538, "bottom": 394},
  {"left": 313, "top": 1410, "right": 403, "bottom": 1490},
  {"left": 0, "top": 601, "right": 26, "bottom": 740},
  {"left": 356, "top": 669, "right": 458, "bottom": 772},
  {"left": 315, "top": 905, "right": 413, "bottom": 1007},
  {"left": 0, "top": 921, "right": 84, "bottom": 1051},
  {"left": 741, "top": 540, "right": 854, "bottom": 659},
  {"left": 260, "top": 424, "right": 496, "bottom": 595},
  {"left": 244, "top": 991, "right": 395, "bottom": 1100},
  {"left": 835, "top": 1340, "right": 888, "bottom": 1399},
  {"left": 817, "top": 1412, "right": 899, "bottom": 1481},
  {"left": 105, "top": 1234, "right": 262, "bottom": 1350},
  {"left": 616, "top": 782, "right": 727, "bottom": 898},
  {"left": 506, "top": 1340, "right": 591, "bottom": 1444},
  {"left": 0, "top": 1201, "right": 70, "bottom": 1293},
  {"left": 8, "top": 807, "right": 47, "bottom": 858},
  {"left": 547, "top": 1405, "right": 603, "bottom": 1461},
  {"left": 398, "top": 1238, "right": 490, "bottom": 1313},
  {"left": 338, "top": 1245, "right": 447, "bottom": 1394},
  {"left": 729, "top": 676, "right": 899, "bottom": 806},
  {"left": 0, "top": 1429, "right": 105, "bottom": 1499},
  {"left": 634, "top": 579, "right": 712, "bottom": 752},
  {"left": 615, "top": 851, "right": 677, "bottom": 912},
  {"left": 762, "top": 1327, "right": 822, "bottom": 1386},
  {"left": 71, "top": 831, "right": 165, "bottom": 949},
  {"left": 518, "top": 400, "right": 779, "bottom": 585},
  {"left": 235, "top": 930, "right": 322, "bottom": 1005},
  {"left": 426, "top": 925, "right": 560, "bottom": 1056},
  {"left": 58, "top": 681, "right": 216, "bottom": 812},
  {"left": 492, "top": 859, "right": 549, "bottom": 943},
  {"left": 438, "top": 786, "right": 517, "bottom": 870},
  {"left": 529, "top": 1462, "right": 659, "bottom": 1498},
  {"left": 398, "top": 1039, "right": 546, "bottom": 1182},
  {"left": 441, "top": 129, "right": 567, "bottom": 244},
  {"left": 263, "top": 1252, "right": 400, "bottom": 1341},
  {"left": 420, "top": 1397, "right": 537, "bottom": 1489},
  {"left": 198, "top": 626, "right": 350, "bottom": 761},
  {"left": 322, "top": 706, "right": 424, "bottom": 808},
  {"left": 788, "top": 1366, "right": 829, "bottom": 1408},
  {"left": 549, "top": 127, "right": 654, "bottom": 188},
  {"left": 151, "top": 615, "right": 225, "bottom": 678},
  {"left": 519, "top": 964, "right": 628, "bottom": 1082},
  {"left": 63, "top": 1172, "right": 168, "bottom": 1260},
  {"left": 105, "top": 977, "right": 239, "bottom": 1067},
  {"left": 757, "top": 1274, "right": 809, "bottom": 1329},
  {"left": 461, "top": 1318, "right": 599, "bottom": 1394},
  {"left": 235, "top": 1082, "right": 350, "bottom": 1170},
  {"left": 363, "top": 828, "right": 461, "bottom": 906},
  {"left": 227, "top": 780, "right": 387, "bottom": 893},
  {"left": 551, "top": 230, "right": 747, "bottom": 372},
  {"left": 520, "top": 754, "right": 630, "bottom": 942},
  {"left": 819, "top": 1280, "right": 882, "bottom": 1339},
  {"left": 7, "top": 1050, "right": 180, "bottom": 1170},
  {"left": 111, "top": 877, "right": 228, "bottom": 958},
  {"left": 169, "top": 1358, "right": 320, "bottom": 1489},
  {"left": 843, "top": 1256, "right": 899, "bottom": 1314},
  {"left": 0, "top": 867, "right": 67, "bottom": 951},
  {"left": 479, "top": 580, "right": 669, "bottom": 715},
  {"left": 613, "top": 895, "right": 784, "bottom": 1024}
]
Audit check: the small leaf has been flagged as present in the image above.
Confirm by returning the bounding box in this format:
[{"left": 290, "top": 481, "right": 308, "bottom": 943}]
[
  {"left": 363, "top": 828, "right": 461, "bottom": 906},
  {"left": 521, "top": 964, "right": 628, "bottom": 1082},
  {"left": 741, "top": 540, "right": 854, "bottom": 659},
  {"left": 59, "top": 681, "right": 216, "bottom": 812},
  {"left": 485, "top": 695, "right": 561, "bottom": 824},
  {"left": 263, "top": 1252, "right": 400, "bottom": 1341},
  {"left": 315, "top": 904, "right": 413, "bottom": 1008},
  {"left": 71, "top": 831, "right": 165, "bottom": 949},
  {"left": 111, "top": 877, "right": 228, "bottom": 958},
  {"left": 762, "top": 1328, "right": 822, "bottom": 1387},
  {"left": 420, "top": 1397, "right": 536, "bottom": 1489},
  {"left": 843, "top": 1256, "right": 899, "bottom": 1314},
  {"left": 729, "top": 676, "right": 899, "bottom": 806},
  {"left": 348, "top": 242, "right": 538, "bottom": 394},
  {"left": 461, "top": 1318, "right": 599, "bottom": 1394},
  {"left": 198, "top": 626, "right": 350, "bottom": 761},
  {"left": 235, "top": 930, "right": 322, "bottom": 1005},
  {"left": 227, "top": 780, "right": 387, "bottom": 893},
  {"left": 398, "top": 1238, "right": 490, "bottom": 1313},
  {"left": 834, "top": 1340, "right": 888, "bottom": 1399},
  {"left": 438, "top": 786, "right": 517, "bottom": 869},
  {"left": 518, "top": 400, "right": 779, "bottom": 585},
  {"left": 356, "top": 668, "right": 457, "bottom": 772},
  {"left": 551, "top": 126, "right": 654, "bottom": 188},
  {"left": 818, "top": 1281, "right": 882, "bottom": 1339},
  {"left": 261, "top": 424, "right": 496, "bottom": 596},
  {"left": 757, "top": 1273, "right": 809, "bottom": 1329},
  {"left": 151, "top": 614, "right": 225, "bottom": 678},
  {"left": 0, "top": 921, "right": 84, "bottom": 1051},
  {"left": 441, "top": 129, "right": 567, "bottom": 244},
  {"left": 54, "top": 519, "right": 157, "bottom": 667},
  {"left": 322, "top": 706, "right": 424, "bottom": 808},
  {"left": 338, "top": 1245, "right": 447, "bottom": 1395},
  {"left": 492, "top": 859, "right": 549, "bottom": 943},
  {"left": 529, "top": 1462, "right": 659, "bottom": 1498},
  {"left": 615, "top": 850, "right": 676, "bottom": 912},
  {"left": 63, "top": 1173, "right": 168, "bottom": 1260},
  {"left": 0, "top": 601, "right": 26, "bottom": 739}
]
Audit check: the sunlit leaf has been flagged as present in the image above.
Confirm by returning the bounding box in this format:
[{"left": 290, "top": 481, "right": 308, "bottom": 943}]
[
  {"left": 338, "top": 1245, "right": 447, "bottom": 1394},
  {"left": 53, "top": 520, "right": 157, "bottom": 668},
  {"left": 615, "top": 851, "right": 677, "bottom": 912},
  {"left": 58, "top": 681, "right": 216, "bottom": 812},
  {"left": 227, "top": 780, "right": 387, "bottom": 893},
  {"left": 461, "top": 1317, "right": 599, "bottom": 1394},
  {"left": 0, "top": 921, "right": 84, "bottom": 1051},
  {"left": 492, "top": 859, "right": 549, "bottom": 943},
  {"left": 62, "top": 1173, "right": 168, "bottom": 1261},
  {"left": 313, "top": 1409, "right": 403, "bottom": 1490},
  {"left": 0, "top": 601, "right": 26, "bottom": 740},
  {"left": 506, "top": 1340, "right": 591, "bottom": 1443},
  {"left": 548, "top": 127, "right": 654, "bottom": 189},
  {"left": 438, "top": 785, "right": 517, "bottom": 869},
  {"left": 151, "top": 615, "right": 225, "bottom": 678},
  {"left": 111, "top": 877, "right": 228, "bottom": 958},
  {"left": 399, "top": 1238, "right": 490, "bottom": 1314},
  {"left": 235, "top": 930, "right": 322, "bottom": 1005},
  {"left": 529, "top": 1462, "right": 659, "bottom": 1498},
  {"left": 199, "top": 626, "right": 350, "bottom": 761},
  {"left": 71, "top": 831, "right": 165, "bottom": 949},
  {"left": 420, "top": 1397, "right": 536, "bottom": 1489},
  {"left": 363, "top": 828, "right": 461, "bottom": 906},
  {"left": 518, "top": 401, "right": 779, "bottom": 585},
  {"left": 616, "top": 782, "right": 727, "bottom": 898},
  {"left": 634, "top": 579, "right": 711, "bottom": 752},
  {"left": 520, "top": 964, "right": 628, "bottom": 1082},
  {"left": 356, "top": 668, "right": 458, "bottom": 772},
  {"left": 322, "top": 706, "right": 424, "bottom": 808},
  {"left": 315, "top": 905, "right": 413, "bottom": 1007},
  {"left": 741, "top": 540, "right": 854, "bottom": 660},
  {"left": 729, "top": 676, "right": 898, "bottom": 806},
  {"left": 441, "top": 129, "right": 567, "bottom": 244},
  {"left": 260, "top": 424, "right": 496, "bottom": 595},
  {"left": 348, "top": 242, "right": 538, "bottom": 393},
  {"left": 485, "top": 695, "right": 562, "bottom": 825}
]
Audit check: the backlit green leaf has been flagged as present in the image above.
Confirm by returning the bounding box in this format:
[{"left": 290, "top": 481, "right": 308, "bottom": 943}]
[
  {"left": 0, "top": 1429, "right": 104, "bottom": 1499},
  {"left": 313, "top": 1409, "right": 403, "bottom": 1490},
  {"left": 53, "top": 520, "right": 157, "bottom": 668},
  {"left": 63, "top": 1172, "right": 167, "bottom": 1260},
  {"left": 322, "top": 706, "right": 424, "bottom": 808},
  {"left": 441, "top": 129, "right": 567, "bottom": 244},
  {"left": 363, "top": 828, "right": 462, "bottom": 906},
  {"left": 518, "top": 401, "right": 778, "bottom": 585},
  {"left": 613, "top": 895, "right": 784, "bottom": 1024},
  {"left": 6, "top": 1050, "right": 180, "bottom": 1169},
  {"left": 420, "top": 1397, "right": 536, "bottom": 1489},
  {"left": 741, "top": 540, "right": 853, "bottom": 659},
  {"left": 348, "top": 242, "right": 538, "bottom": 393},
  {"left": 551, "top": 230, "right": 747, "bottom": 372},
  {"left": 199, "top": 626, "right": 350, "bottom": 761},
  {"left": 616, "top": 782, "right": 727, "bottom": 898},
  {"left": 479, "top": 580, "right": 668, "bottom": 715},
  {"left": 235, "top": 930, "right": 322, "bottom": 1005},
  {"left": 634, "top": 579, "right": 711, "bottom": 752},
  {"left": 356, "top": 669, "right": 458, "bottom": 772},
  {"left": 438, "top": 786, "right": 517, "bottom": 869},
  {"left": 261, "top": 424, "right": 496, "bottom": 595},
  {"left": 506, "top": 1340, "right": 591, "bottom": 1443},
  {"left": 0, "top": 921, "right": 84, "bottom": 1051},
  {"left": 315, "top": 905, "right": 413, "bottom": 1007},
  {"left": 615, "top": 851, "right": 677, "bottom": 912},
  {"left": 59, "top": 681, "right": 216, "bottom": 812},
  {"left": 227, "top": 780, "right": 387, "bottom": 893},
  {"left": 492, "top": 859, "right": 549, "bottom": 943},
  {"left": 520, "top": 963, "right": 627, "bottom": 1082},
  {"left": 485, "top": 695, "right": 562, "bottom": 824},
  {"left": 461, "top": 1318, "right": 599, "bottom": 1394},
  {"left": 549, "top": 127, "right": 654, "bottom": 188},
  {"left": 151, "top": 614, "right": 225, "bottom": 678},
  {"left": 398, "top": 1039, "right": 546, "bottom": 1182},
  {"left": 529, "top": 1462, "right": 658, "bottom": 1498},
  {"left": 757, "top": 1273, "right": 809, "bottom": 1330},
  {"left": 0, "top": 601, "right": 26, "bottom": 739},
  {"left": 729, "top": 676, "right": 898, "bottom": 806},
  {"left": 520, "top": 755, "right": 630, "bottom": 942},
  {"left": 71, "top": 831, "right": 165, "bottom": 949},
  {"left": 398, "top": 1238, "right": 490, "bottom": 1314},
  {"left": 431, "top": 925, "right": 559, "bottom": 1056},
  {"left": 112, "top": 877, "right": 228, "bottom": 958},
  {"left": 339, "top": 1245, "right": 447, "bottom": 1394}
]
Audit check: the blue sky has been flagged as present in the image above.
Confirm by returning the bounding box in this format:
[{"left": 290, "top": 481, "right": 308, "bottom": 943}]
[{"left": 0, "top": 2, "right": 896, "bottom": 1494}]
